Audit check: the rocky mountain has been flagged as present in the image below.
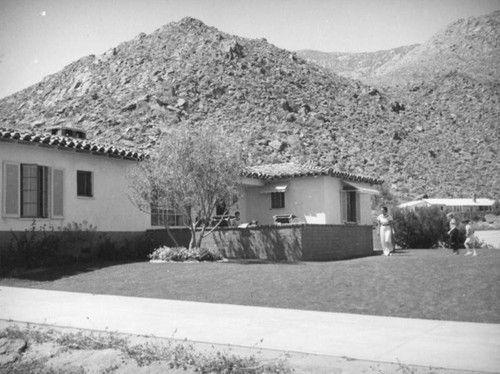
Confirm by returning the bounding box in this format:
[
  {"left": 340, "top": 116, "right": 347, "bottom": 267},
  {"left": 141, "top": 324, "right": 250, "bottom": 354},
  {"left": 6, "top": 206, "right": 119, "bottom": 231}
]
[
  {"left": 373, "top": 10, "right": 500, "bottom": 86},
  {"left": 299, "top": 11, "right": 500, "bottom": 199},
  {"left": 0, "top": 15, "right": 498, "bottom": 201},
  {"left": 297, "top": 11, "right": 500, "bottom": 86},
  {"left": 296, "top": 45, "right": 419, "bottom": 83}
]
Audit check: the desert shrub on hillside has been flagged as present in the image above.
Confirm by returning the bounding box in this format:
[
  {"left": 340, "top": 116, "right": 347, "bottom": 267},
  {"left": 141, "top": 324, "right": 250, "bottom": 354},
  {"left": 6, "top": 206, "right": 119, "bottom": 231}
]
[{"left": 392, "top": 206, "right": 448, "bottom": 249}]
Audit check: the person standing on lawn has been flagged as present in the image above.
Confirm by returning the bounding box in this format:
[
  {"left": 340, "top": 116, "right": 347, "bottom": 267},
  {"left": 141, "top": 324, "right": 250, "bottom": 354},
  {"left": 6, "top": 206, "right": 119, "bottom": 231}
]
[
  {"left": 464, "top": 219, "right": 477, "bottom": 256},
  {"left": 377, "top": 206, "right": 394, "bottom": 256},
  {"left": 447, "top": 212, "right": 457, "bottom": 233},
  {"left": 448, "top": 222, "right": 461, "bottom": 254}
]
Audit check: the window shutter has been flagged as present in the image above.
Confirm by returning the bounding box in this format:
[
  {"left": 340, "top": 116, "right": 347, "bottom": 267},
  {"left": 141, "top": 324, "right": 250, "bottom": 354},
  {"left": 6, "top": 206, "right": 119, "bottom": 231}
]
[
  {"left": 356, "top": 192, "right": 361, "bottom": 223},
  {"left": 52, "top": 168, "right": 64, "bottom": 218},
  {"left": 3, "top": 162, "right": 20, "bottom": 217},
  {"left": 340, "top": 191, "right": 347, "bottom": 222}
]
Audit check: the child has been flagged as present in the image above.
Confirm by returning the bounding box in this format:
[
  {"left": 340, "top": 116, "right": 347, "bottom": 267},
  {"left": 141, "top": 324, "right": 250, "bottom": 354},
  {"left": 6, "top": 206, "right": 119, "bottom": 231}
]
[{"left": 464, "top": 220, "right": 477, "bottom": 256}]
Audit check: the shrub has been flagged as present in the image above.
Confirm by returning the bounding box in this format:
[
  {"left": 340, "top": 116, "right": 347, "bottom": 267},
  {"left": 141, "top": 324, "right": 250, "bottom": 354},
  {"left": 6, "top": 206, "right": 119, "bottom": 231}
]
[
  {"left": 1, "top": 221, "right": 155, "bottom": 274},
  {"left": 96, "top": 232, "right": 156, "bottom": 262},
  {"left": 59, "top": 221, "right": 98, "bottom": 257},
  {"left": 392, "top": 206, "right": 449, "bottom": 249},
  {"left": 149, "top": 246, "right": 223, "bottom": 262},
  {"left": 3, "top": 220, "right": 61, "bottom": 271},
  {"left": 196, "top": 247, "right": 224, "bottom": 262}
]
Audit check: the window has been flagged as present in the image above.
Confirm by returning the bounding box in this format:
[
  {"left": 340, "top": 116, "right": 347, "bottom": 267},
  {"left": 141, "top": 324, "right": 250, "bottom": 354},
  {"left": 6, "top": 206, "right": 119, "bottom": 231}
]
[
  {"left": 3, "top": 162, "right": 64, "bottom": 219},
  {"left": 216, "top": 200, "right": 227, "bottom": 215},
  {"left": 21, "top": 164, "right": 49, "bottom": 218},
  {"left": 341, "top": 189, "right": 360, "bottom": 223},
  {"left": 271, "top": 192, "right": 285, "bottom": 209},
  {"left": 345, "top": 191, "right": 357, "bottom": 223},
  {"left": 77, "top": 171, "right": 93, "bottom": 197},
  {"left": 151, "top": 208, "right": 185, "bottom": 227}
]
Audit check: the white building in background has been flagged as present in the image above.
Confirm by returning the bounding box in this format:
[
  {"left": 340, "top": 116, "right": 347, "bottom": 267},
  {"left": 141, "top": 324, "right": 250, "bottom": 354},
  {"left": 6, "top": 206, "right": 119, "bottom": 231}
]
[{"left": 398, "top": 196, "right": 496, "bottom": 213}]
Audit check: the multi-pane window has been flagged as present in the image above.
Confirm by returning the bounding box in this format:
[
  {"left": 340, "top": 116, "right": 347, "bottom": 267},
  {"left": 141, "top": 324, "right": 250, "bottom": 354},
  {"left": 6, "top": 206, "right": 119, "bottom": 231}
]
[
  {"left": 151, "top": 208, "right": 185, "bottom": 227},
  {"left": 3, "top": 162, "right": 63, "bottom": 219},
  {"left": 21, "top": 164, "right": 49, "bottom": 218},
  {"left": 77, "top": 170, "right": 93, "bottom": 197},
  {"left": 345, "top": 191, "right": 357, "bottom": 223},
  {"left": 271, "top": 192, "right": 285, "bottom": 209},
  {"left": 341, "top": 189, "right": 360, "bottom": 223}
]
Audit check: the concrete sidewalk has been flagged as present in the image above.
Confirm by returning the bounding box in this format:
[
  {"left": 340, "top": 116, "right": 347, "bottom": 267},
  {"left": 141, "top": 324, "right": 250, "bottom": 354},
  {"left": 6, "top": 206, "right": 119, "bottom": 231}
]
[{"left": 1, "top": 286, "right": 499, "bottom": 373}]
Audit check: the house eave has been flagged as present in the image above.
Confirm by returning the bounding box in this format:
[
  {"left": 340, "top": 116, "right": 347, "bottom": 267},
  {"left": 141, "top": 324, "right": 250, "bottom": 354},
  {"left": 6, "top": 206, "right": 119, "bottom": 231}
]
[{"left": 0, "top": 127, "right": 147, "bottom": 161}]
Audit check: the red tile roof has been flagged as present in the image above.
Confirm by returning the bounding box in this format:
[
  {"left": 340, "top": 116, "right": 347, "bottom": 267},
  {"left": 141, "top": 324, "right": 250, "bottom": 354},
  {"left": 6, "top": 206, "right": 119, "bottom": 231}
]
[
  {"left": 0, "top": 128, "right": 381, "bottom": 183},
  {"left": 244, "top": 162, "right": 383, "bottom": 185},
  {"left": 0, "top": 127, "right": 147, "bottom": 160}
]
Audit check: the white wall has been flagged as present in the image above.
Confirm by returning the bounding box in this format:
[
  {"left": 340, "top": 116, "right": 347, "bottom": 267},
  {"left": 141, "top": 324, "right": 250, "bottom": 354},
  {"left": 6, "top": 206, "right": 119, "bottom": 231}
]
[
  {"left": 323, "top": 177, "right": 342, "bottom": 224},
  {"left": 241, "top": 175, "right": 375, "bottom": 226},
  {"left": 290, "top": 176, "right": 331, "bottom": 224},
  {"left": 243, "top": 183, "right": 273, "bottom": 225},
  {"left": 0, "top": 142, "right": 150, "bottom": 232},
  {"left": 243, "top": 176, "right": 338, "bottom": 225}
]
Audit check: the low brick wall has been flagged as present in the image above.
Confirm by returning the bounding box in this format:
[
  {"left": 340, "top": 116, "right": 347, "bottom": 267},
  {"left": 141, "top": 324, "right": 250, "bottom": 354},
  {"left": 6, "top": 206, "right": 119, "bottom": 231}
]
[
  {"left": 145, "top": 228, "right": 191, "bottom": 249},
  {"left": 0, "top": 224, "right": 375, "bottom": 268},
  {"left": 301, "top": 224, "right": 374, "bottom": 261},
  {"left": 201, "top": 224, "right": 375, "bottom": 261},
  {"left": 204, "top": 225, "right": 303, "bottom": 261}
]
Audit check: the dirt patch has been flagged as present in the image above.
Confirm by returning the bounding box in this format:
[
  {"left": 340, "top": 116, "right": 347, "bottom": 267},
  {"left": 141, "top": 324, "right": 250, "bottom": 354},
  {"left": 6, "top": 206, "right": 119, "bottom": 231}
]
[{"left": 0, "top": 321, "right": 489, "bottom": 374}]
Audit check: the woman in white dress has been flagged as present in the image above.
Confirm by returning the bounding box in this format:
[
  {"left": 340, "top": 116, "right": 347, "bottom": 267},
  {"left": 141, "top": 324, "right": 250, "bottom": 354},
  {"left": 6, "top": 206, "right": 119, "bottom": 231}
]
[{"left": 377, "top": 207, "right": 394, "bottom": 256}]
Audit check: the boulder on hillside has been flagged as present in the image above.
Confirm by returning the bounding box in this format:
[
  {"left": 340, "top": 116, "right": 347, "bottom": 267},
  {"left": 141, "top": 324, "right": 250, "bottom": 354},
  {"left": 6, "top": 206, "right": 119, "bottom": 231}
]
[{"left": 221, "top": 40, "right": 244, "bottom": 60}]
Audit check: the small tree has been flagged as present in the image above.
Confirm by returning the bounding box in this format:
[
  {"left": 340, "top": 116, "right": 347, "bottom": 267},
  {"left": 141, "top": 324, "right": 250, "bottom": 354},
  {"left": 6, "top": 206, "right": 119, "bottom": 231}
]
[
  {"left": 128, "top": 122, "right": 245, "bottom": 249},
  {"left": 128, "top": 153, "right": 179, "bottom": 246},
  {"left": 371, "top": 181, "right": 396, "bottom": 210}
]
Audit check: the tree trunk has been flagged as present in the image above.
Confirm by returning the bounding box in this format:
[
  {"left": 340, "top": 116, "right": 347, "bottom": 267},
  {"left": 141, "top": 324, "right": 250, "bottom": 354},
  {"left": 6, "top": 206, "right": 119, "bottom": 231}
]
[
  {"left": 164, "top": 225, "right": 179, "bottom": 247},
  {"left": 197, "top": 224, "right": 207, "bottom": 248},
  {"left": 189, "top": 223, "right": 197, "bottom": 249}
]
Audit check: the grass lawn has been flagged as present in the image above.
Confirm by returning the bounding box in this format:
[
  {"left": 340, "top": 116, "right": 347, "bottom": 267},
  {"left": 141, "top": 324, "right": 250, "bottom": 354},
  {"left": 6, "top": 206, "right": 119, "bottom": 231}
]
[{"left": 1, "top": 248, "right": 499, "bottom": 323}]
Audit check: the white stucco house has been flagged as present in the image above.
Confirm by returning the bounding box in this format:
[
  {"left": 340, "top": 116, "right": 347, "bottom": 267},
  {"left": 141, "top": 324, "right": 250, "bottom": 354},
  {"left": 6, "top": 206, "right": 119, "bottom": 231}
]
[
  {"left": 141, "top": 162, "right": 383, "bottom": 229},
  {"left": 0, "top": 126, "right": 150, "bottom": 248},
  {"left": 235, "top": 162, "right": 382, "bottom": 226},
  {"left": 1, "top": 126, "right": 384, "bottom": 261},
  {"left": 197, "top": 162, "right": 383, "bottom": 261}
]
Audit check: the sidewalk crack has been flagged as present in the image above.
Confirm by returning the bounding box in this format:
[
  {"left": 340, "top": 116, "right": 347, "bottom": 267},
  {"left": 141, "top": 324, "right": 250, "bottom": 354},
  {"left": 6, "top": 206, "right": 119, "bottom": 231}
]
[{"left": 373, "top": 320, "right": 447, "bottom": 360}]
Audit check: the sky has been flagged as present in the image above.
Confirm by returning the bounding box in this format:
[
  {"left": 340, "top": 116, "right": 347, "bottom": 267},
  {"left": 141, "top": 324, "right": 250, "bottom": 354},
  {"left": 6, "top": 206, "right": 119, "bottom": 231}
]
[{"left": 1, "top": 0, "right": 499, "bottom": 99}]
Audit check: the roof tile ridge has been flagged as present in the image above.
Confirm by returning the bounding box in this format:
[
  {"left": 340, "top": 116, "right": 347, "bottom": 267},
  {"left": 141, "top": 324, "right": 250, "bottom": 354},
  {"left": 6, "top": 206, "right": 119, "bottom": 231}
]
[{"left": 0, "top": 126, "right": 147, "bottom": 160}]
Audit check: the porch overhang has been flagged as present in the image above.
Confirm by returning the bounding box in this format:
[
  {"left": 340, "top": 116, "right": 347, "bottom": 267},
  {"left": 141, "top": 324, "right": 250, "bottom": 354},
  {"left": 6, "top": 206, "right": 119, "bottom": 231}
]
[{"left": 343, "top": 181, "right": 380, "bottom": 195}]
